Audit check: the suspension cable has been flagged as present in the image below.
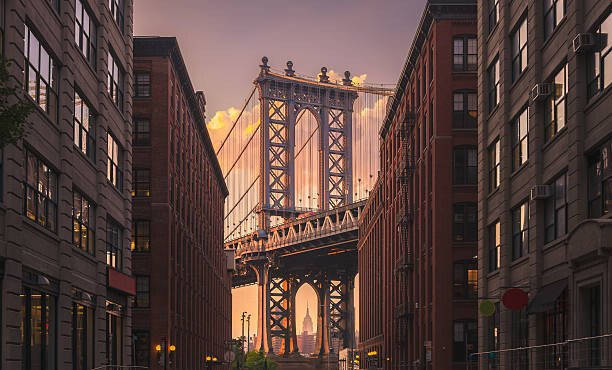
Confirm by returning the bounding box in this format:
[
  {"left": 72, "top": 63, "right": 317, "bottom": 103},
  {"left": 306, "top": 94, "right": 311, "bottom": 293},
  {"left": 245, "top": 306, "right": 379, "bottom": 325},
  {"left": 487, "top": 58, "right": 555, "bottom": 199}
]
[
  {"left": 223, "top": 124, "right": 261, "bottom": 180},
  {"left": 224, "top": 175, "right": 260, "bottom": 220},
  {"left": 215, "top": 86, "right": 257, "bottom": 155},
  {"left": 225, "top": 204, "right": 258, "bottom": 241}
]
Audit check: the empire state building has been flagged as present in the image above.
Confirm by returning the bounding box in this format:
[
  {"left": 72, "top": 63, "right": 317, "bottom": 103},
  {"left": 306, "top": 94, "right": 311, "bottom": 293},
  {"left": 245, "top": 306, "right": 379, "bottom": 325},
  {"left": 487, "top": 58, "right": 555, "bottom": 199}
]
[{"left": 297, "top": 303, "right": 316, "bottom": 356}]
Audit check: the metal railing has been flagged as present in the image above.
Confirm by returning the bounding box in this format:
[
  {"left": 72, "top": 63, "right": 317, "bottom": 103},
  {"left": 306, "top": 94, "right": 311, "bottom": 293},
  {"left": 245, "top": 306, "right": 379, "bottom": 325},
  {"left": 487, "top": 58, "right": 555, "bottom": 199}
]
[{"left": 91, "top": 366, "right": 149, "bottom": 370}]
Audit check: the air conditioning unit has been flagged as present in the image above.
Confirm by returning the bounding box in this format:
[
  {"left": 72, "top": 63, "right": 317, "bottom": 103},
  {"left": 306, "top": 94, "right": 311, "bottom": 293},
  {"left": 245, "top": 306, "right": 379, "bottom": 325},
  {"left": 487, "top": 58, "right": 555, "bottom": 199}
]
[
  {"left": 530, "top": 83, "right": 554, "bottom": 102},
  {"left": 572, "top": 33, "right": 601, "bottom": 54},
  {"left": 530, "top": 185, "right": 552, "bottom": 200}
]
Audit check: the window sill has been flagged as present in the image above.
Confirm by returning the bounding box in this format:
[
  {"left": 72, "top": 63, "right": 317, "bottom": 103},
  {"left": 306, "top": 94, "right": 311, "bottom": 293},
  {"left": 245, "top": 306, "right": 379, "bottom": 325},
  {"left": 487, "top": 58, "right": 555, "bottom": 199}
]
[
  {"left": 23, "top": 217, "right": 59, "bottom": 242},
  {"left": 74, "top": 46, "right": 97, "bottom": 79},
  {"left": 452, "top": 70, "right": 477, "bottom": 76},
  {"left": 510, "top": 255, "right": 529, "bottom": 268},
  {"left": 452, "top": 127, "right": 478, "bottom": 132},
  {"left": 72, "top": 245, "right": 97, "bottom": 262},
  {"left": 509, "top": 69, "right": 528, "bottom": 91},
  {"left": 453, "top": 184, "right": 478, "bottom": 189},
  {"left": 487, "top": 187, "right": 500, "bottom": 199},
  {"left": 510, "top": 161, "right": 529, "bottom": 179},
  {"left": 107, "top": 180, "right": 125, "bottom": 198},
  {"left": 486, "top": 103, "right": 501, "bottom": 122},
  {"left": 27, "top": 95, "right": 58, "bottom": 129},
  {"left": 542, "top": 17, "right": 568, "bottom": 50},
  {"left": 134, "top": 96, "right": 152, "bottom": 100},
  {"left": 585, "top": 84, "right": 612, "bottom": 112},
  {"left": 73, "top": 145, "right": 96, "bottom": 170},
  {"left": 542, "top": 126, "right": 568, "bottom": 152},
  {"left": 453, "top": 240, "right": 477, "bottom": 246},
  {"left": 542, "top": 235, "right": 567, "bottom": 252},
  {"left": 486, "top": 23, "right": 499, "bottom": 43},
  {"left": 487, "top": 269, "right": 500, "bottom": 279}
]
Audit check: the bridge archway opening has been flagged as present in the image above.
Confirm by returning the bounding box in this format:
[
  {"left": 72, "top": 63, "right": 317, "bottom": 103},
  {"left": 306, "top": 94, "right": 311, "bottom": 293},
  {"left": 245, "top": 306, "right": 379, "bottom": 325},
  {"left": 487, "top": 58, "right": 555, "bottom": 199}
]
[
  {"left": 294, "top": 282, "right": 319, "bottom": 356},
  {"left": 294, "top": 107, "right": 320, "bottom": 213}
]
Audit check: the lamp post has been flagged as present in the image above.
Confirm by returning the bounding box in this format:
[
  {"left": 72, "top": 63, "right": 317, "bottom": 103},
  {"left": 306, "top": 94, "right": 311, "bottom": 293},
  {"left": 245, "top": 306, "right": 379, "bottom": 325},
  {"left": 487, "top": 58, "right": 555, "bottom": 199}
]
[
  {"left": 205, "top": 355, "right": 219, "bottom": 370},
  {"left": 155, "top": 338, "right": 176, "bottom": 370},
  {"left": 246, "top": 314, "right": 251, "bottom": 353},
  {"left": 241, "top": 311, "right": 247, "bottom": 353}
]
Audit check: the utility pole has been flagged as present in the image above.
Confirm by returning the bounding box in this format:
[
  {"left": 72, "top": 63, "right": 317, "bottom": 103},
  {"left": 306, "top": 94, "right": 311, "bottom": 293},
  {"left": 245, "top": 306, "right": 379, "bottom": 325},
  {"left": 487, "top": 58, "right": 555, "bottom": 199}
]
[{"left": 247, "top": 314, "right": 251, "bottom": 352}]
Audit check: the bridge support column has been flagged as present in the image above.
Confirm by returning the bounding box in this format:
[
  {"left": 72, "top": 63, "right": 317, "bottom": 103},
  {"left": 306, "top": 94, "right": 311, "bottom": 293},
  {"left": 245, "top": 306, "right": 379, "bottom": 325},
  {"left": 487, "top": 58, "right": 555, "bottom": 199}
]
[
  {"left": 288, "top": 278, "right": 299, "bottom": 355},
  {"left": 316, "top": 275, "right": 331, "bottom": 355},
  {"left": 254, "top": 261, "right": 272, "bottom": 353}
]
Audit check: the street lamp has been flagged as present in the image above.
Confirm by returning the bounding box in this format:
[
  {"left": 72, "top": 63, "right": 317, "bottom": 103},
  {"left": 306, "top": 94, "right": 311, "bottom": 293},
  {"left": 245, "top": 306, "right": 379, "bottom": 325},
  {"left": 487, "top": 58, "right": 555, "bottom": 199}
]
[
  {"left": 205, "top": 354, "right": 220, "bottom": 369},
  {"left": 155, "top": 338, "right": 176, "bottom": 370},
  {"left": 246, "top": 314, "right": 251, "bottom": 352}
]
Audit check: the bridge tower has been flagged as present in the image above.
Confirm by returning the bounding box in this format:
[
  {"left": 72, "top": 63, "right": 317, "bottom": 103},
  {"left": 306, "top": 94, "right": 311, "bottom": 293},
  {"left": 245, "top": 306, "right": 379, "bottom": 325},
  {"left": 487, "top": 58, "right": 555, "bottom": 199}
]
[{"left": 256, "top": 57, "right": 358, "bottom": 229}]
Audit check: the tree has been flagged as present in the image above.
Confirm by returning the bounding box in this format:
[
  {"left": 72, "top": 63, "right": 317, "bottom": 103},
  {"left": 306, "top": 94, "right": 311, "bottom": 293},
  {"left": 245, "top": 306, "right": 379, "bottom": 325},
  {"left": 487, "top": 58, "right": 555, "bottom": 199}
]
[
  {"left": 0, "top": 57, "right": 34, "bottom": 149},
  {"left": 242, "top": 350, "right": 278, "bottom": 370}
]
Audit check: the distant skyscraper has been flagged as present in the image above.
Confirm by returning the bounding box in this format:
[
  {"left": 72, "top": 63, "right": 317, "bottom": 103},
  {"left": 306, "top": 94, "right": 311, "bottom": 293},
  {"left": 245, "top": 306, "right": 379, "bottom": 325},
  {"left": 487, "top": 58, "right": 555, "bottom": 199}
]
[{"left": 298, "top": 303, "right": 317, "bottom": 356}]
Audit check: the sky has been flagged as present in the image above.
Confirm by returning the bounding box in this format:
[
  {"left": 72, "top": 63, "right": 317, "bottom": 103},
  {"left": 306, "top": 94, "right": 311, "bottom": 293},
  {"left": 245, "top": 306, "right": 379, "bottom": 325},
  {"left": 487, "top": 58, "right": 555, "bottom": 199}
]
[{"left": 134, "top": 0, "right": 426, "bottom": 340}]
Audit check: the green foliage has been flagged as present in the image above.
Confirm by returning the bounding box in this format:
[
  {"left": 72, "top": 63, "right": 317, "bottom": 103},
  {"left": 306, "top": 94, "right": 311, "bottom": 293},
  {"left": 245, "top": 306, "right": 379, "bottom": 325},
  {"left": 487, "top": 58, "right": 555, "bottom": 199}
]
[
  {"left": 0, "top": 56, "right": 34, "bottom": 149},
  {"left": 245, "top": 350, "right": 278, "bottom": 370}
]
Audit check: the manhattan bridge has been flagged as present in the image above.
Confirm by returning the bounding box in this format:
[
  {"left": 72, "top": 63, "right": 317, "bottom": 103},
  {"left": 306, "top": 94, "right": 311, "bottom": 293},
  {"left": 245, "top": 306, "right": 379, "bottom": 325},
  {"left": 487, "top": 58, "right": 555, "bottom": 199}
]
[{"left": 218, "top": 57, "right": 393, "bottom": 365}]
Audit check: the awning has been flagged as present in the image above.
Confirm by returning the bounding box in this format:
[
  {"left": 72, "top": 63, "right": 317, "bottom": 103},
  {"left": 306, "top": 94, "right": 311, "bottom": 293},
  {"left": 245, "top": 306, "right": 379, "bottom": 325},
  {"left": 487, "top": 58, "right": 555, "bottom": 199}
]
[{"left": 527, "top": 278, "right": 568, "bottom": 314}]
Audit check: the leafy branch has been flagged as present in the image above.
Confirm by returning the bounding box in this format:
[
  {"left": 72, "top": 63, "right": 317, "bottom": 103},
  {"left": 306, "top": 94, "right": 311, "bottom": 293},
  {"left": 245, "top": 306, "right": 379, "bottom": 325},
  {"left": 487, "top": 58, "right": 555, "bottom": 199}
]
[{"left": 0, "top": 56, "right": 34, "bottom": 149}]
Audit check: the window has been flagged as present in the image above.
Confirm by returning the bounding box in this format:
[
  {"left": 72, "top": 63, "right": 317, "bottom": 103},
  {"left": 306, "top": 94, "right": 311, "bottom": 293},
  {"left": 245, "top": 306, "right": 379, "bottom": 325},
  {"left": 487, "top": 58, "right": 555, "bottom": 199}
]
[
  {"left": 107, "top": 132, "right": 123, "bottom": 190},
  {"left": 131, "top": 220, "right": 150, "bottom": 252},
  {"left": 489, "top": 139, "right": 500, "bottom": 191},
  {"left": 488, "top": 221, "right": 501, "bottom": 272},
  {"left": 453, "top": 260, "right": 478, "bottom": 299},
  {"left": 24, "top": 150, "right": 58, "bottom": 231},
  {"left": 47, "top": 0, "right": 60, "bottom": 12},
  {"left": 488, "top": 58, "right": 500, "bottom": 112},
  {"left": 544, "top": 0, "right": 566, "bottom": 39},
  {"left": 587, "top": 12, "right": 611, "bottom": 99},
  {"left": 512, "top": 108, "right": 529, "bottom": 171},
  {"left": 452, "top": 91, "right": 477, "bottom": 129},
  {"left": 544, "top": 173, "right": 567, "bottom": 243},
  {"left": 487, "top": 303, "right": 500, "bottom": 368},
  {"left": 106, "top": 309, "right": 123, "bottom": 366},
  {"left": 107, "top": 50, "right": 124, "bottom": 110},
  {"left": 453, "top": 203, "right": 477, "bottom": 242},
  {"left": 134, "top": 331, "right": 150, "bottom": 367},
  {"left": 582, "top": 286, "right": 601, "bottom": 365},
  {"left": 510, "top": 309, "right": 529, "bottom": 369},
  {"left": 21, "top": 287, "right": 57, "bottom": 370},
  {"left": 106, "top": 218, "right": 122, "bottom": 269},
  {"left": 453, "top": 320, "right": 477, "bottom": 362},
  {"left": 512, "top": 17, "right": 528, "bottom": 81},
  {"left": 545, "top": 64, "right": 568, "bottom": 141},
  {"left": 74, "top": 91, "right": 95, "bottom": 160},
  {"left": 108, "top": 0, "right": 124, "bottom": 30},
  {"left": 133, "top": 118, "right": 150, "bottom": 146},
  {"left": 72, "top": 303, "right": 94, "bottom": 370},
  {"left": 75, "top": 0, "right": 96, "bottom": 64},
  {"left": 132, "top": 169, "right": 150, "bottom": 197},
  {"left": 512, "top": 201, "right": 529, "bottom": 260},
  {"left": 588, "top": 143, "right": 612, "bottom": 217},
  {"left": 453, "top": 147, "right": 477, "bottom": 185},
  {"left": 24, "top": 25, "right": 57, "bottom": 115},
  {"left": 135, "top": 276, "right": 150, "bottom": 308},
  {"left": 488, "top": 0, "right": 499, "bottom": 34},
  {"left": 453, "top": 36, "right": 477, "bottom": 71},
  {"left": 428, "top": 47, "right": 434, "bottom": 83},
  {"left": 543, "top": 289, "right": 567, "bottom": 369},
  {"left": 134, "top": 72, "right": 151, "bottom": 98},
  {"left": 72, "top": 190, "right": 95, "bottom": 254}
]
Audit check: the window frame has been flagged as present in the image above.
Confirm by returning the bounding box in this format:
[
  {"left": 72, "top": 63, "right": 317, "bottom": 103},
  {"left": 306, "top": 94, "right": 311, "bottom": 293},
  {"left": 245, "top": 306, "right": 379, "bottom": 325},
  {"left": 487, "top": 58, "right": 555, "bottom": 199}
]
[
  {"left": 452, "top": 320, "right": 478, "bottom": 362},
  {"left": 453, "top": 202, "right": 477, "bottom": 242},
  {"left": 131, "top": 168, "right": 151, "bottom": 197},
  {"left": 134, "top": 72, "right": 151, "bottom": 98},
  {"left": 512, "top": 107, "right": 529, "bottom": 171},
  {"left": 544, "top": 0, "right": 566, "bottom": 40},
  {"left": 586, "top": 11, "right": 611, "bottom": 100},
  {"left": 21, "top": 286, "right": 57, "bottom": 370},
  {"left": 24, "top": 24, "right": 58, "bottom": 117},
  {"left": 488, "top": 0, "right": 499, "bottom": 34},
  {"left": 453, "top": 259, "right": 478, "bottom": 300},
  {"left": 511, "top": 16, "right": 528, "bottom": 82},
  {"left": 106, "top": 218, "right": 122, "bottom": 270},
  {"left": 74, "top": 90, "right": 95, "bottom": 161},
  {"left": 488, "top": 139, "right": 500, "bottom": 192},
  {"left": 133, "top": 118, "right": 151, "bottom": 146},
  {"left": 488, "top": 221, "right": 501, "bottom": 272},
  {"left": 453, "top": 146, "right": 478, "bottom": 185},
  {"left": 452, "top": 36, "right": 477, "bottom": 72},
  {"left": 588, "top": 143, "right": 611, "bottom": 218},
  {"left": 72, "top": 302, "right": 95, "bottom": 370},
  {"left": 75, "top": 0, "right": 97, "bottom": 65},
  {"left": 107, "top": 49, "right": 124, "bottom": 111},
  {"left": 544, "top": 173, "right": 567, "bottom": 243},
  {"left": 512, "top": 201, "right": 529, "bottom": 260},
  {"left": 131, "top": 220, "right": 150, "bottom": 252},
  {"left": 452, "top": 90, "right": 477, "bottom": 129},
  {"left": 543, "top": 289, "right": 568, "bottom": 369},
  {"left": 488, "top": 57, "right": 500, "bottom": 113},
  {"left": 135, "top": 276, "right": 150, "bottom": 308},
  {"left": 133, "top": 330, "right": 150, "bottom": 367},
  {"left": 108, "top": 0, "right": 125, "bottom": 31},
  {"left": 24, "top": 149, "right": 58, "bottom": 232},
  {"left": 545, "top": 64, "right": 568, "bottom": 141},
  {"left": 72, "top": 189, "right": 95, "bottom": 255},
  {"left": 106, "top": 132, "right": 123, "bottom": 191}
]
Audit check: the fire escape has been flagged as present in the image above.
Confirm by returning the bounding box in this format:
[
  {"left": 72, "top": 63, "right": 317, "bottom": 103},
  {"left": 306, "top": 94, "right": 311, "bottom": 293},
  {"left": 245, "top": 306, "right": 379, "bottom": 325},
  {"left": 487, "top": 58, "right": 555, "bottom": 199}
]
[{"left": 394, "top": 111, "right": 415, "bottom": 348}]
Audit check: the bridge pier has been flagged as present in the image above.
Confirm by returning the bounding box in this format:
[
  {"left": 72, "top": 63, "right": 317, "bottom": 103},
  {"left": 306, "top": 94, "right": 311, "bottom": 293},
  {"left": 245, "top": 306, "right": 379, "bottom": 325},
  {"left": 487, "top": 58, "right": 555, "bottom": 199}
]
[{"left": 253, "top": 260, "right": 272, "bottom": 353}]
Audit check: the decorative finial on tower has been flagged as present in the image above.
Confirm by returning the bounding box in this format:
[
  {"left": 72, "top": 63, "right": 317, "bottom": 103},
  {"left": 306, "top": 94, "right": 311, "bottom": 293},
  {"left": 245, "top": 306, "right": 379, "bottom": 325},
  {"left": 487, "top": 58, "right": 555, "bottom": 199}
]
[
  {"left": 260, "top": 56, "right": 270, "bottom": 74},
  {"left": 319, "top": 67, "right": 329, "bottom": 83},
  {"left": 285, "top": 61, "right": 295, "bottom": 76},
  {"left": 343, "top": 70, "right": 352, "bottom": 86}
]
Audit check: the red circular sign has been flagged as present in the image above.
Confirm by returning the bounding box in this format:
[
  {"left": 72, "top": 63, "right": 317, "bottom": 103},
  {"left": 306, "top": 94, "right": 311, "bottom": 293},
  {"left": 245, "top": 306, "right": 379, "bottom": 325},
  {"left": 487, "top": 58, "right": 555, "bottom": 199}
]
[{"left": 502, "top": 288, "right": 529, "bottom": 311}]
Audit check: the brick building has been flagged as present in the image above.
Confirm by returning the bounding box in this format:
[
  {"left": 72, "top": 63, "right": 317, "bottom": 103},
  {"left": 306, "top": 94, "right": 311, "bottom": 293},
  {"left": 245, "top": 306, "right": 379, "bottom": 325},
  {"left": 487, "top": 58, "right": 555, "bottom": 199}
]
[
  {"left": 359, "top": 1, "right": 477, "bottom": 369},
  {"left": 477, "top": 0, "right": 611, "bottom": 368},
  {"left": 0, "top": 0, "right": 135, "bottom": 369},
  {"left": 132, "top": 36, "right": 231, "bottom": 370}
]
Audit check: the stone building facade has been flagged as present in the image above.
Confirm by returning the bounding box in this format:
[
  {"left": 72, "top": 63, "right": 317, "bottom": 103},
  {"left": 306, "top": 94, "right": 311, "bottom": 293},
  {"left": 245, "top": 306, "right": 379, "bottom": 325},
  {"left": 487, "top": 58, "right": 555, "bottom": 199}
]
[
  {"left": 477, "top": 0, "right": 611, "bottom": 368},
  {"left": 0, "top": 0, "right": 135, "bottom": 369}
]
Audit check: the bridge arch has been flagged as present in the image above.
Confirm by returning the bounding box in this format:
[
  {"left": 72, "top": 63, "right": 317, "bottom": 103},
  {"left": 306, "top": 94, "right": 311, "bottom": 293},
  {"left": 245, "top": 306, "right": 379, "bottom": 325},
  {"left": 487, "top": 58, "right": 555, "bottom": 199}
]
[{"left": 294, "top": 107, "right": 320, "bottom": 211}]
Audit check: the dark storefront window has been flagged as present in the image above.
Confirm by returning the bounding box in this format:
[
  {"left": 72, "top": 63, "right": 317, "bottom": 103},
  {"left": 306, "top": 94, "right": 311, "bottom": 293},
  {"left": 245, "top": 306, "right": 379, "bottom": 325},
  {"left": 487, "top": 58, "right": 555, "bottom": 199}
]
[
  {"left": 132, "top": 168, "right": 150, "bottom": 197},
  {"left": 24, "top": 24, "right": 58, "bottom": 117},
  {"left": 453, "top": 320, "right": 477, "bottom": 362},
  {"left": 452, "top": 90, "right": 477, "bottom": 129},
  {"left": 453, "top": 260, "right": 478, "bottom": 299},
  {"left": 72, "top": 190, "right": 95, "bottom": 254},
  {"left": 21, "top": 287, "right": 57, "bottom": 370},
  {"left": 453, "top": 203, "right": 477, "bottom": 242},
  {"left": 543, "top": 290, "right": 567, "bottom": 369},
  {"left": 134, "top": 330, "right": 150, "bottom": 367},
  {"left": 587, "top": 11, "right": 611, "bottom": 99},
  {"left": 106, "top": 218, "right": 122, "bottom": 270},
  {"left": 512, "top": 202, "right": 529, "bottom": 260},
  {"left": 588, "top": 142, "right": 612, "bottom": 217},
  {"left": 544, "top": 173, "right": 567, "bottom": 243},
  {"left": 453, "top": 146, "right": 477, "bottom": 185},
  {"left": 487, "top": 303, "right": 500, "bottom": 368},
  {"left": 511, "top": 309, "right": 529, "bottom": 370},
  {"left": 24, "top": 150, "right": 58, "bottom": 232},
  {"left": 106, "top": 308, "right": 123, "bottom": 366},
  {"left": 72, "top": 303, "right": 94, "bottom": 370},
  {"left": 488, "top": 221, "right": 500, "bottom": 272}
]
